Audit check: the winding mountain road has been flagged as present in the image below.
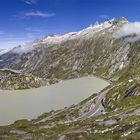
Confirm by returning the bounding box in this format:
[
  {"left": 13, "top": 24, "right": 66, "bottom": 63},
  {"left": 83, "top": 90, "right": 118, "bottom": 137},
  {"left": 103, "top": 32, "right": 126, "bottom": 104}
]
[{"left": 77, "top": 91, "right": 106, "bottom": 121}]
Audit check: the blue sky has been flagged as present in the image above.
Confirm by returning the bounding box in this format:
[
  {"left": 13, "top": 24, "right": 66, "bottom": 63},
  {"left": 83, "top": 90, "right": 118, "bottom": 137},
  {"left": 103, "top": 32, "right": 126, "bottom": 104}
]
[{"left": 0, "top": 0, "right": 140, "bottom": 48}]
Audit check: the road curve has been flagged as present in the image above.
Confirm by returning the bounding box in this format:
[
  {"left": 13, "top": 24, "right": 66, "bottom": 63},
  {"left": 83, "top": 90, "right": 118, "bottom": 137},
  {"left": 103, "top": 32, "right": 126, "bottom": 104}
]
[{"left": 77, "top": 91, "right": 106, "bottom": 121}]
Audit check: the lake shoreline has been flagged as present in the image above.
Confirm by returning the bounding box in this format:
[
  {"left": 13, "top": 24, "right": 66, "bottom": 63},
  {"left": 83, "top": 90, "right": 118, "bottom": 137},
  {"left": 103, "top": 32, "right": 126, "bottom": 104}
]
[{"left": 0, "top": 76, "right": 110, "bottom": 126}]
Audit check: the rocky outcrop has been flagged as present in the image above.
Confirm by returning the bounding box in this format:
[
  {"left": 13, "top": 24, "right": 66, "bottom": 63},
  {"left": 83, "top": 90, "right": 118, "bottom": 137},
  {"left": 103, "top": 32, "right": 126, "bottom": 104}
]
[{"left": 0, "top": 69, "right": 59, "bottom": 90}]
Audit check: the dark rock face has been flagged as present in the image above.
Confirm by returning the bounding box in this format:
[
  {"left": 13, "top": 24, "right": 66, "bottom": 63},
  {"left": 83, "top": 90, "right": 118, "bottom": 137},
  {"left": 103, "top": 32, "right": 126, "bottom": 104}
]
[
  {"left": 0, "top": 52, "right": 20, "bottom": 69},
  {"left": 124, "top": 86, "right": 137, "bottom": 97}
]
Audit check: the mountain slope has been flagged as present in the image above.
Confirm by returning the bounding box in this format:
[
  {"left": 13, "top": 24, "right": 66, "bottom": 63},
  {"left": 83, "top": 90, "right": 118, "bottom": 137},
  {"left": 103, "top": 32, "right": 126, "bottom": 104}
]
[
  {"left": 0, "top": 17, "right": 140, "bottom": 139},
  {"left": 0, "top": 17, "right": 129, "bottom": 77}
]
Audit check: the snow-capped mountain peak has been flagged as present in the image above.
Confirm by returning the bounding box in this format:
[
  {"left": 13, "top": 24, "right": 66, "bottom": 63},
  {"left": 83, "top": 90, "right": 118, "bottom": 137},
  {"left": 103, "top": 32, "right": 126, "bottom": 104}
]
[
  {"left": 42, "top": 18, "right": 118, "bottom": 45},
  {"left": 0, "top": 17, "right": 128, "bottom": 56}
]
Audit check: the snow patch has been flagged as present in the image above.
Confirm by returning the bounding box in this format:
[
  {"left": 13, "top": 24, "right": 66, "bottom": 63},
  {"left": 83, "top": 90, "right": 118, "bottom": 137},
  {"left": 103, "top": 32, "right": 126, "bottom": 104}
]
[
  {"left": 11, "top": 42, "right": 34, "bottom": 54},
  {"left": 0, "top": 49, "right": 11, "bottom": 56},
  {"left": 42, "top": 19, "right": 114, "bottom": 45},
  {"left": 128, "top": 79, "right": 133, "bottom": 83},
  {"left": 42, "top": 32, "right": 77, "bottom": 44}
]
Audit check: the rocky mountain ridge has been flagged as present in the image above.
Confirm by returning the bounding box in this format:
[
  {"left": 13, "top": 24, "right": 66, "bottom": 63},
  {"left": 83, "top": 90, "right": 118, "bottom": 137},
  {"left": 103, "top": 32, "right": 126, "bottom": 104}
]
[{"left": 0, "top": 17, "right": 129, "bottom": 74}]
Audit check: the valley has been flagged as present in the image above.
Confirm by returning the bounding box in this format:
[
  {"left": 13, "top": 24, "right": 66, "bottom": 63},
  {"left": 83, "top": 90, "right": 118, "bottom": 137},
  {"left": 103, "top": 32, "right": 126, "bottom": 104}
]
[{"left": 0, "top": 17, "right": 140, "bottom": 139}]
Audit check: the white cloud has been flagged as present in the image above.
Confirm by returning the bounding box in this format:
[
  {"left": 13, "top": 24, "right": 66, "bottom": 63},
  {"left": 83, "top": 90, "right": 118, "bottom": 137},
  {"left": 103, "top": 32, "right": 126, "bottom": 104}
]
[
  {"left": 14, "top": 10, "right": 55, "bottom": 19},
  {"left": 25, "top": 27, "right": 41, "bottom": 33},
  {"left": 114, "top": 22, "right": 140, "bottom": 42},
  {"left": 11, "top": 41, "right": 34, "bottom": 54},
  {"left": 0, "top": 41, "right": 26, "bottom": 49},
  {"left": 23, "top": 11, "right": 55, "bottom": 18},
  {"left": 0, "top": 36, "right": 33, "bottom": 49},
  {"left": 22, "top": 0, "right": 37, "bottom": 5},
  {"left": 99, "top": 15, "right": 110, "bottom": 19}
]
